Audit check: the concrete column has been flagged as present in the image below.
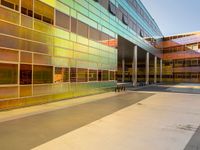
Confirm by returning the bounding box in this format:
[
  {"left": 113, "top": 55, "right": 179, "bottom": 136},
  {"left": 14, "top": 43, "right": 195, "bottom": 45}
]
[
  {"left": 160, "top": 59, "right": 163, "bottom": 83},
  {"left": 146, "top": 52, "right": 149, "bottom": 85},
  {"left": 154, "top": 56, "right": 157, "bottom": 83},
  {"left": 122, "top": 59, "right": 125, "bottom": 83},
  {"left": 133, "top": 46, "right": 137, "bottom": 86}
]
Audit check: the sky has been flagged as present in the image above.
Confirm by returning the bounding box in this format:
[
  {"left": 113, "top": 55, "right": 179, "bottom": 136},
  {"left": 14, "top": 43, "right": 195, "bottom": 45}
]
[{"left": 140, "top": 0, "right": 200, "bottom": 36}]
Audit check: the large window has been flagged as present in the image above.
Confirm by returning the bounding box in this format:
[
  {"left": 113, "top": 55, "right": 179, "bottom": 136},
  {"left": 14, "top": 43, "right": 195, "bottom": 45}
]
[
  {"left": 0, "top": 63, "right": 18, "bottom": 84},
  {"left": 70, "top": 68, "right": 76, "bottom": 82},
  {"left": 1, "top": 0, "right": 19, "bottom": 11},
  {"left": 71, "top": 17, "right": 77, "bottom": 33},
  {"left": 21, "top": 0, "right": 33, "bottom": 17},
  {"left": 102, "top": 70, "right": 109, "bottom": 81},
  {"left": 34, "top": 0, "right": 54, "bottom": 24},
  {"left": 89, "top": 27, "right": 100, "bottom": 41},
  {"left": 77, "top": 68, "right": 88, "bottom": 82},
  {"left": 99, "top": 0, "right": 109, "bottom": 10},
  {"left": 98, "top": 70, "right": 102, "bottom": 81},
  {"left": 77, "top": 21, "right": 88, "bottom": 38},
  {"left": 55, "top": 10, "right": 70, "bottom": 30},
  {"left": 89, "top": 70, "right": 97, "bottom": 81},
  {"left": 33, "top": 65, "right": 53, "bottom": 84},
  {"left": 110, "top": 71, "right": 115, "bottom": 80},
  {"left": 54, "top": 67, "right": 69, "bottom": 83},
  {"left": 0, "top": 48, "right": 18, "bottom": 62},
  {"left": 20, "top": 64, "right": 32, "bottom": 85}
]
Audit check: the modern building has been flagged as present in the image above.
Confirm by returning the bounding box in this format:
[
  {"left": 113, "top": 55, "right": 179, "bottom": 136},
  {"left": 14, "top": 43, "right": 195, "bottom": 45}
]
[
  {"left": 0, "top": 0, "right": 169, "bottom": 110},
  {"left": 161, "top": 32, "right": 200, "bottom": 83}
]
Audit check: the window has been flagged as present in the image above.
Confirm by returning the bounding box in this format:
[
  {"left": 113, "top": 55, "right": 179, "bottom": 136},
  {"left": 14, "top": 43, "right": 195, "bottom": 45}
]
[
  {"left": 110, "top": 71, "right": 115, "bottom": 80},
  {"left": 20, "top": 64, "right": 32, "bottom": 85},
  {"left": 77, "top": 21, "right": 88, "bottom": 38},
  {"left": 109, "top": 2, "right": 116, "bottom": 16},
  {"left": 89, "top": 70, "right": 97, "bottom": 81},
  {"left": 34, "top": 13, "right": 41, "bottom": 20},
  {"left": 20, "top": 52, "right": 32, "bottom": 63},
  {"left": 0, "top": 48, "right": 18, "bottom": 62},
  {"left": 116, "top": 8, "right": 123, "bottom": 21},
  {"left": 70, "top": 68, "right": 76, "bottom": 82},
  {"left": 0, "top": 63, "right": 18, "bottom": 84},
  {"left": 103, "top": 70, "right": 109, "bottom": 81},
  {"left": 34, "top": 0, "right": 54, "bottom": 24},
  {"left": 89, "top": 27, "right": 100, "bottom": 41},
  {"left": 100, "top": 32, "right": 109, "bottom": 42},
  {"left": 77, "top": 68, "right": 88, "bottom": 82},
  {"left": 21, "top": 0, "right": 33, "bottom": 17},
  {"left": 1, "top": 0, "right": 14, "bottom": 9},
  {"left": 98, "top": 70, "right": 102, "bottom": 81},
  {"left": 56, "top": 10, "right": 70, "bottom": 30},
  {"left": 54, "top": 67, "right": 69, "bottom": 83},
  {"left": 71, "top": 17, "right": 77, "bottom": 33},
  {"left": 99, "top": 0, "right": 109, "bottom": 10},
  {"left": 122, "top": 14, "right": 128, "bottom": 25},
  {"left": 33, "top": 65, "right": 53, "bottom": 84}
]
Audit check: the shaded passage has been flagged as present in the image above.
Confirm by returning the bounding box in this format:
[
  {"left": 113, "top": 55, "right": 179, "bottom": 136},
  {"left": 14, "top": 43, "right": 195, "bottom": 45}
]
[
  {"left": 134, "top": 84, "right": 200, "bottom": 94},
  {"left": 184, "top": 126, "right": 200, "bottom": 150},
  {"left": 0, "top": 92, "right": 153, "bottom": 150}
]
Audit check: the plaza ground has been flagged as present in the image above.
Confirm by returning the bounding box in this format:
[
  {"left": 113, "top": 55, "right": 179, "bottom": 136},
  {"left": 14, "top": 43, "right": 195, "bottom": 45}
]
[{"left": 0, "top": 83, "right": 200, "bottom": 150}]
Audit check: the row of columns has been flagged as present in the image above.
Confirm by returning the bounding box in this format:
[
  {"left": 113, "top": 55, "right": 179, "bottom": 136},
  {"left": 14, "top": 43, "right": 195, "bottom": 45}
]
[{"left": 121, "top": 45, "right": 163, "bottom": 86}]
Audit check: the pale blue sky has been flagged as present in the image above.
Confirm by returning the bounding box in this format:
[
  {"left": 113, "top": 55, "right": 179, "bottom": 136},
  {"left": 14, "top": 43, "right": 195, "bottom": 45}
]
[{"left": 141, "top": 0, "right": 200, "bottom": 36}]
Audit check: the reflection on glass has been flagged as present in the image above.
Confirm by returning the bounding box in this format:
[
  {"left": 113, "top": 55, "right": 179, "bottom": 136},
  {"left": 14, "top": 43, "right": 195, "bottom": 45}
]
[
  {"left": 20, "top": 64, "right": 32, "bottom": 85},
  {"left": 55, "top": 67, "right": 69, "bottom": 83},
  {"left": 0, "top": 63, "right": 18, "bottom": 84},
  {"left": 33, "top": 65, "right": 53, "bottom": 84},
  {"left": 89, "top": 70, "right": 97, "bottom": 81},
  {"left": 77, "top": 68, "right": 88, "bottom": 82}
]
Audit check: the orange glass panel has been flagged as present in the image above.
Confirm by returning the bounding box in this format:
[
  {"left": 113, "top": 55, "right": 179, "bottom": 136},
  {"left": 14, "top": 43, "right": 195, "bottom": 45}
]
[
  {"left": 0, "top": 86, "right": 18, "bottom": 99},
  {"left": 0, "top": 48, "right": 18, "bottom": 62},
  {"left": 20, "top": 52, "right": 32, "bottom": 63},
  {"left": 0, "top": 7, "right": 19, "bottom": 24},
  {"left": 34, "top": 54, "right": 52, "bottom": 65}
]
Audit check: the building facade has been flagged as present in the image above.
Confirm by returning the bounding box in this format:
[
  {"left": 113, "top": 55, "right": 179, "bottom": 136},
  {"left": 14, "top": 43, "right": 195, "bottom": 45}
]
[
  {"left": 161, "top": 32, "right": 200, "bottom": 83},
  {"left": 0, "top": 0, "right": 163, "bottom": 110}
]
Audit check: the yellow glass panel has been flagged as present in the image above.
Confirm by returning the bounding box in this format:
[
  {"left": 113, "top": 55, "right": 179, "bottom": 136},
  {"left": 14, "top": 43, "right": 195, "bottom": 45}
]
[
  {"left": 74, "top": 43, "right": 88, "bottom": 53},
  {"left": 21, "top": 15, "right": 33, "bottom": 28},
  {"left": 53, "top": 37, "right": 73, "bottom": 49},
  {"left": 33, "top": 84, "right": 51, "bottom": 96},
  {"left": 20, "top": 85, "right": 32, "bottom": 97},
  {"left": 54, "top": 47, "right": 73, "bottom": 58},
  {"left": 0, "top": 7, "right": 19, "bottom": 24},
  {"left": 34, "top": 0, "right": 54, "bottom": 19}
]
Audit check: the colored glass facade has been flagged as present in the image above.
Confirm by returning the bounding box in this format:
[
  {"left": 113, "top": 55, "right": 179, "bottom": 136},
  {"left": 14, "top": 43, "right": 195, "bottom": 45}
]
[
  {"left": 160, "top": 32, "right": 200, "bottom": 83},
  {"left": 0, "top": 0, "right": 163, "bottom": 110}
]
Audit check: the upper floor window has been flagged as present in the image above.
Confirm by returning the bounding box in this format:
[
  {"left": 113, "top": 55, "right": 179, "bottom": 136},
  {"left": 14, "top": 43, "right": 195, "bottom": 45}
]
[
  {"left": 109, "top": 2, "right": 116, "bottom": 16},
  {"left": 55, "top": 10, "right": 70, "bottom": 30}
]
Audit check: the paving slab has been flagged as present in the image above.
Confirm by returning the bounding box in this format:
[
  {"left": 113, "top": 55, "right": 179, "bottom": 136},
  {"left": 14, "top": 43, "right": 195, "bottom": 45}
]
[{"left": 33, "top": 91, "right": 200, "bottom": 150}]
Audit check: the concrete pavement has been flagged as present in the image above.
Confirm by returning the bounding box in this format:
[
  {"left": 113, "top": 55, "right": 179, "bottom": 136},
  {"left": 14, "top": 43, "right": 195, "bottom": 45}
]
[
  {"left": 0, "top": 83, "right": 200, "bottom": 150},
  {"left": 0, "top": 91, "right": 152, "bottom": 150},
  {"left": 33, "top": 84, "right": 200, "bottom": 150}
]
